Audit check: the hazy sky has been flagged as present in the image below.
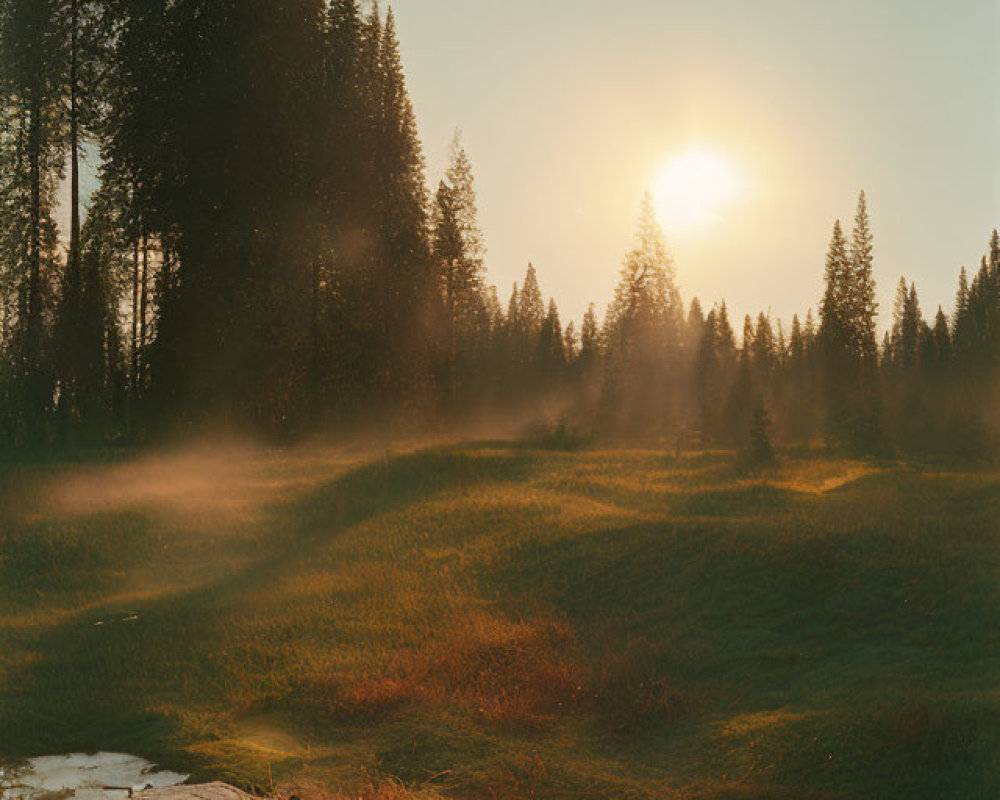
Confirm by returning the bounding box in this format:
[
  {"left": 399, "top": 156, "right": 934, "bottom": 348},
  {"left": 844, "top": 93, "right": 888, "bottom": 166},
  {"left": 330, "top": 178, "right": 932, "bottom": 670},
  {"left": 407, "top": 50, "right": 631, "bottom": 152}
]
[{"left": 394, "top": 0, "right": 999, "bottom": 329}]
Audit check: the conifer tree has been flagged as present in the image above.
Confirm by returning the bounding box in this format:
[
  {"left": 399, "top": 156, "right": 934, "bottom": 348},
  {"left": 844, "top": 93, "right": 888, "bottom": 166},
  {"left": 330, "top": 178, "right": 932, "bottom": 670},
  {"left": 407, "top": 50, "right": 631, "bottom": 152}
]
[
  {"left": 753, "top": 313, "right": 776, "bottom": 379},
  {"left": 372, "top": 6, "right": 430, "bottom": 417},
  {"left": 694, "top": 306, "right": 720, "bottom": 439},
  {"left": 518, "top": 264, "right": 545, "bottom": 336},
  {"left": 742, "top": 314, "right": 754, "bottom": 354},
  {"left": 889, "top": 277, "right": 922, "bottom": 371},
  {"left": 431, "top": 131, "right": 487, "bottom": 409},
  {"left": 539, "top": 298, "right": 565, "bottom": 374},
  {"left": 444, "top": 131, "right": 484, "bottom": 268},
  {"left": 484, "top": 284, "right": 503, "bottom": 333},
  {"left": 820, "top": 220, "right": 851, "bottom": 361},
  {"left": 325, "top": 0, "right": 364, "bottom": 214},
  {"left": 849, "top": 191, "right": 878, "bottom": 361},
  {"left": 53, "top": 0, "right": 111, "bottom": 440},
  {"left": 789, "top": 315, "right": 804, "bottom": 364},
  {"left": 433, "top": 179, "right": 462, "bottom": 389},
  {"left": 685, "top": 297, "right": 705, "bottom": 353},
  {"left": 0, "top": 0, "right": 67, "bottom": 443},
  {"left": 804, "top": 308, "right": 816, "bottom": 352},
  {"left": 989, "top": 229, "right": 999, "bottom": 277},
  {"left": 603, "top": 193, "right": 683, "bottom": 434},
  {"left": 724, "top": 336, "right": 754, "bottom": 447},
  {"left": 931, "top": 307, "right": 951, "bottom": 366},
  {"left": 955, "top": 266, "right": 970, "bottom": 316},
  {"left": 781, "top": 313, "right": 815, "bottom": 442},
  {"left": 506, "top": 283, "right": 520, "bottom": 334},
  {"left": 774, "top": 318, "right": 787, "bottom": 368},
  {"left": 746, "top": 394, "right": 775, "bottom": 464},
  {"left": 905, "top": 282, "right": 923, "bottom": 369},
  {"left": 819, "top": 207, "right": 881, "bottom": 453},
  {"left": 579, "top": 302, "right": 600, "bottom": 371},
  {"left": 717, "top": 300, "right": 737, "bottom": 362},
  {"left": 563, "top": 320, "right": 578, "bottom": 364}
]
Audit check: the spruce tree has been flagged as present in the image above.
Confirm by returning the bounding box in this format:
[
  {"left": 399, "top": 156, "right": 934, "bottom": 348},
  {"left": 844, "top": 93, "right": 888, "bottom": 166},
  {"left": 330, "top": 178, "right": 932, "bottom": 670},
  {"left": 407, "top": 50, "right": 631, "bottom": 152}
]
[
  {"left": 931, "top": 307, "right": 951, "bottom": 366},
  {"left": 783, "top": 313, "right": 815, "bottom": 442},
  {"left": 432, "top": 132, "right": 486, "bottom": 410},
  {"left": 370, "top": 6, "right": 430, "bottom": 419},
  {"left": 603, "top": 193, "right": 683, "bottom": 434},
  {"left": 444, "top": 131, "right": 484, "bottom": 268},
  {"left": 753, "top": 313, "right": 776, "bottom": 379},
  {"left": 905, "top": 283, "right": 922, "bottom": 368},
  {"left": 686, "top": 297, "right": 705, "bottom": 353},
  {"left": 804, "top": 308, "right": 816, "bottom": 351},
  {"left": 820, "top": 209, "right": 881, "bottom": 453},
  {"left": 563, "top": 320, "right": 578, "bottom": 365},
  {"left": 849, "top": 191, "right": 878, "bottom": 361},
  {"left": 717, "top": 300, "right": 737, "bottom": 362},
  {"left": 506, "top": 283, "right": 520, "bottom": 333},
  {"left": 519, "top": 264, "right": 545, "bottom": 336},
  {"left": 989, "top": 229, "right": 999, "bottom": 277},
  {"left": 789, "top": 315, "right": 804, "bottom": 364},
  {"left": 724, "top": 337, "right": 753, "bottom": 448},
  {"left": 746, "top": 394, "right": 775, "bottom": 464},
  {"left": 579, "top": 302, "right": 600, "bottom": 372},
  {"left": 53, "top": 0, "right": 111, "bottom": 440},
  {"left": 889, "top": 277, "right": 922, "bottom": 372},
  {"left": 694, "top": 306, "right": 720, "bottom": 439},
  {"left": 742, "top": 314, "right": 754, "bottom": 354},
  {"left": 539, "top": 298, "right": 565, "bottom": 374},
  {"left": 0, "top": 0, "right": 66, "bottom": 443},
  {"left": 819, "top": 220, "right": 851, "bottom": 362}
]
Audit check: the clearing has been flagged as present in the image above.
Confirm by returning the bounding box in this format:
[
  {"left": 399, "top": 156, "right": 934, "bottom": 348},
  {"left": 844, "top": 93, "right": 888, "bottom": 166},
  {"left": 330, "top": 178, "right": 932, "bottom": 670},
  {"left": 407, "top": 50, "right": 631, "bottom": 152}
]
[{"left": 0, "top": 443, "right": 997, "bottom": 799}]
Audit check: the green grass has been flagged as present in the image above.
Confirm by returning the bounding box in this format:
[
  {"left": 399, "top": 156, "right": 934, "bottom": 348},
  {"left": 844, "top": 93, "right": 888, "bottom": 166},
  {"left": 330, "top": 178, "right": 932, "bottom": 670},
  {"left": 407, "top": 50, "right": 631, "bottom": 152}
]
[{"left": 0, "top": 443, "right": 997, "bottom": 799}]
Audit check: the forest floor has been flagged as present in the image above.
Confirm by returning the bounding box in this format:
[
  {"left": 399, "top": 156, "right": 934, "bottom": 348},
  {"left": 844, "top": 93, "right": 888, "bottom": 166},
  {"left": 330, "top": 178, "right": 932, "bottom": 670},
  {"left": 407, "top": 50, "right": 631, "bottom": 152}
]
[{"left": 0, "top": 442, "right": 997, "bottom": 800}]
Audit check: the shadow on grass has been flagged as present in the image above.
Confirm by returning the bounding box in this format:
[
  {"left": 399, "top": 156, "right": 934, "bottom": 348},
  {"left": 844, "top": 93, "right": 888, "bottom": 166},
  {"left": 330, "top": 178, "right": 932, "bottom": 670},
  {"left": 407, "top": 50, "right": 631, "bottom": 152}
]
[
  {"left": 670, "top": 483, "right": 795, "bottom": 518},
  {"left": 0, "top": 445, "right": 539, "bottom": 776}
]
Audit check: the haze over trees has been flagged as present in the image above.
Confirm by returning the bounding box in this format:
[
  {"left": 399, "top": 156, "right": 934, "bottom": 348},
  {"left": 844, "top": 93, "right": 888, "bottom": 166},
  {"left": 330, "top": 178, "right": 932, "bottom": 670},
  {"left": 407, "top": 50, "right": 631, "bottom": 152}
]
[{"left": 0, "top": 0, "right": 997, "bottom": 460}]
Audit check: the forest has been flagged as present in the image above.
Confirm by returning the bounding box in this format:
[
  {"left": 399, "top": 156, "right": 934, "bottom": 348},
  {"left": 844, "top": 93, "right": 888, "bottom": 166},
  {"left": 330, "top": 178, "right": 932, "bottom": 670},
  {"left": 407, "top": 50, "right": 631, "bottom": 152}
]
[{"left": 0, "top": 0, "right": 998, "bottom": 461}]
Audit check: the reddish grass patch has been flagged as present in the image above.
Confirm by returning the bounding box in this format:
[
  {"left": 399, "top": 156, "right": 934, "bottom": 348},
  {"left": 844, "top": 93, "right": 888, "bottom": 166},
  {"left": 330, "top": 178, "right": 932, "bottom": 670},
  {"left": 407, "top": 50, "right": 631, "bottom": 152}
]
[
  {"left": 299, "top": 612, "right": 583, "bottom": 728},
  {"left": 298, "top": 615, "right": 689, "bottom": 734}
]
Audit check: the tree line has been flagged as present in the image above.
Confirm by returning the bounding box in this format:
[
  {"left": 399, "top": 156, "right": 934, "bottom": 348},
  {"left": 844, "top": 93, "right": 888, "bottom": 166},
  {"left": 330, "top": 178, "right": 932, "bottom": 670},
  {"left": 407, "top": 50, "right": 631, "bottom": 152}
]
[{"left": 0, "top": 0, "right": 996, "bottom": 459}]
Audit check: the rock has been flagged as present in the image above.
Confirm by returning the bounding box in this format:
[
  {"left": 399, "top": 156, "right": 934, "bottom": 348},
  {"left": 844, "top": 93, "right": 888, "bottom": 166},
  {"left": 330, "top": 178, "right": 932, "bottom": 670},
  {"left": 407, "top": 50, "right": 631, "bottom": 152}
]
[{"left": 134, "top": 784, "right": 263, "bottom": 800}]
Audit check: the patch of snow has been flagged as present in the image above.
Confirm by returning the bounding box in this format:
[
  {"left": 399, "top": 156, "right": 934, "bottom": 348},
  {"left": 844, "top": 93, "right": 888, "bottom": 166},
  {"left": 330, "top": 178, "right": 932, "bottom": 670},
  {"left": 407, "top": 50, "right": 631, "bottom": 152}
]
[{"left": 0, "top": 753, "right": 187, "bottom": 800}]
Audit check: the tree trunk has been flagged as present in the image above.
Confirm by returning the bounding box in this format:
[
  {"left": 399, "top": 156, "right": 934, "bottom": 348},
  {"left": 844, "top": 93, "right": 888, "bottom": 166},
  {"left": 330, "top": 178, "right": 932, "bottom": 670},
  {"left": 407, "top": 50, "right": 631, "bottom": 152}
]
[
  {"left": 25, "top": 94, "right": 44, "bottom": 443},
  {"left": 140, "top": 224, "right": 149, "bottom": 387},
  {"left": 448, "top": 259, "right": 457, "bottom": 407},
  {"left": 309, "top": 256, "right": 321, "bottom": 420},
  {"left": 130, "top": 180, "right": 140, "bottom": 432},
  {"left": 69, "top": 0, "right": 80, "bottom": 289}
]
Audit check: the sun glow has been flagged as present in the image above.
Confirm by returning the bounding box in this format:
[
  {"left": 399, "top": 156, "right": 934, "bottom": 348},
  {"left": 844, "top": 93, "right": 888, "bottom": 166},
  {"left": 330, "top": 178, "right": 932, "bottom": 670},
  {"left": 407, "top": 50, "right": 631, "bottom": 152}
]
[{"left": 651, "top": 146, "right": 745, "bottom": 232}]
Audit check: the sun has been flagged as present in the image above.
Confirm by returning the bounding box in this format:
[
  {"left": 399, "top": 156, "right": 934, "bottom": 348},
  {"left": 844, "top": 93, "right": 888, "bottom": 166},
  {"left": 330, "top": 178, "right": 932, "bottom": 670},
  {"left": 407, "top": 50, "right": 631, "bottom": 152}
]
[{"left": 651, "top": 146, "right": 744, "bottom": 232}]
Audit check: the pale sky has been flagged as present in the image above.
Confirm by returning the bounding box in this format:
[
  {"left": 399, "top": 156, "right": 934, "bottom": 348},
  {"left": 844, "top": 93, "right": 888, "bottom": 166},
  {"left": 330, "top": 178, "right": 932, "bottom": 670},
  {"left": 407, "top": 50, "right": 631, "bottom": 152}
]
[{"left": 396, "top": 0, "right": 1000, "bottom": 329}]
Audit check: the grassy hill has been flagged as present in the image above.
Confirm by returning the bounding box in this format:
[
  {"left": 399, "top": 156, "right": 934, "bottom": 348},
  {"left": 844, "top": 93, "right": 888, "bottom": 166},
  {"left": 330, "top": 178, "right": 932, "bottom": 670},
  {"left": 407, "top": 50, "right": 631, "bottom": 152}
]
[{"left": 0, "top": 443, "right": 997, "bottom": 799}]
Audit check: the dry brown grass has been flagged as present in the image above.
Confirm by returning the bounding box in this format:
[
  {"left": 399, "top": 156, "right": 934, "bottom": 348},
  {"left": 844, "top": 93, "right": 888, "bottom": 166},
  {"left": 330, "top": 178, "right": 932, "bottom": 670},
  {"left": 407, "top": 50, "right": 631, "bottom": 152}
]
[
  {"left": 279, "top": 777, "right": 446, "bottom": 800},
  {"left": 297, "top": 611, "right": 691, "bottom": 735},
  {"left": 301, "top": 611, "right": 585, "bottom": 729}
]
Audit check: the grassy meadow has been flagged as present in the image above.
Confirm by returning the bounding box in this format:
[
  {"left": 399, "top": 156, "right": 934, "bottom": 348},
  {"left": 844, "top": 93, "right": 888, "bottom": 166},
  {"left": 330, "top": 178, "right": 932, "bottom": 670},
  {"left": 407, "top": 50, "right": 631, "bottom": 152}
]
[{"left": 0, "top": 442, "right": 997, "bottom": 799}]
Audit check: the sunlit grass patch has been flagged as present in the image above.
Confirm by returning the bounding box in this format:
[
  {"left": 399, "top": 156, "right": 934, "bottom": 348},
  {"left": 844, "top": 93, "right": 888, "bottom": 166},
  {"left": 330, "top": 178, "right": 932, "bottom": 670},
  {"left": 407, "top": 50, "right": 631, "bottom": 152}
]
[
  {"left": 719, "top": 708, "right": 823, "bottom": 738},
  {"left": 294, "top": 611, "right": 583, "bottom": 730},
  {"left": 762, "top": 458, "right": 883, "bottom": 494}
]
